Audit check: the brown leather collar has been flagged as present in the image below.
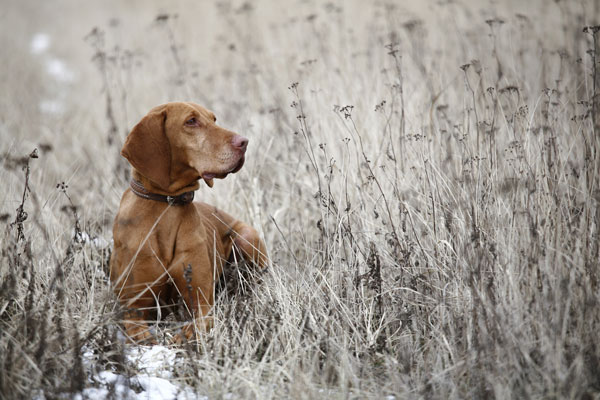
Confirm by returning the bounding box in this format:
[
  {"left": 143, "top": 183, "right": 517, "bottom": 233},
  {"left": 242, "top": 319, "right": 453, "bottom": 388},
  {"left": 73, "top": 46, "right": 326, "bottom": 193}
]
[{"left": 129, "top": 179, "right": 195, "bottom": 205}]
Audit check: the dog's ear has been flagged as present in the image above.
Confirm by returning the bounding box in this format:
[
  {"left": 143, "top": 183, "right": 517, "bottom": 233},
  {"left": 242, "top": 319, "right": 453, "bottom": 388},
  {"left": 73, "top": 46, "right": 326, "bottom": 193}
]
[{"left": 121, "top": 107, "right": 171, "bottom": 190}]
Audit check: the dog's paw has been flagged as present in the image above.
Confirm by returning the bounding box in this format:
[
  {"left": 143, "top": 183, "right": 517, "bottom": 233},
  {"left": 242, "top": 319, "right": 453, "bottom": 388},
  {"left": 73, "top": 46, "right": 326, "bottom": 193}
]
[{"left": 171, "top": 317, "right": 214, "bottom": 345}]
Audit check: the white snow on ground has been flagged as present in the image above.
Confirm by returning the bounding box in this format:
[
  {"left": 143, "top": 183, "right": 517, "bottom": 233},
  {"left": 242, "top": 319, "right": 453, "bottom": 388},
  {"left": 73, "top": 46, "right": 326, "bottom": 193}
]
[
  {"left": 126, "top": 345, "right": 178, "bottom": 379},
  {"left": 58, "top": 235, "right": 202, "bottom": 399},
  {"left": 30, "top": 32, "right": 76, "bottom": 115},
  {"left": 39, "top": 99, "right": 66, "bottom": 114},
  {"left": 30, "top": 33, "right": 50, "bottom": 54},
  {"left": 45, "top": 58, "right": 75, "bottom": 83},
  {"left": 80, "top": 345, "right": 203, "bottom": 400},
  {"left": 30, "top": 32, "right": 76, "bottom": 83},
  {"left": 78, "top": 231, "right": 111, "bottom": 249}
]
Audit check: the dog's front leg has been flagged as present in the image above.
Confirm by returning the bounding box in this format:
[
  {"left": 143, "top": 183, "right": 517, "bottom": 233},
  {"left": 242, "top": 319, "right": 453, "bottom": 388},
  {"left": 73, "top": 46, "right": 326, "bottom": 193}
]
[
  {"left": 168, "top": 250, "right": 217, "bottom": 343},
  {"left": 230, "top": 222, "right": 269, "bottom": 269}
]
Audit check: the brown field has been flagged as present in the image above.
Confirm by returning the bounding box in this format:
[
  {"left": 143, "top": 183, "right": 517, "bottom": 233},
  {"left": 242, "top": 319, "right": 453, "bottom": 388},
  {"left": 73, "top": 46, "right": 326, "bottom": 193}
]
[{"left": 1, "top": 0, "right": 599, "bottom": 398}]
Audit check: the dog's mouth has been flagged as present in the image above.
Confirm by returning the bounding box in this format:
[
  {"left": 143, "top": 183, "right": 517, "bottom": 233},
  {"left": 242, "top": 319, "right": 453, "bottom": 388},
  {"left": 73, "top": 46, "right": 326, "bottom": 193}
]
[{"left": 201, "top": 155, "right": 245, "bottom": 188}]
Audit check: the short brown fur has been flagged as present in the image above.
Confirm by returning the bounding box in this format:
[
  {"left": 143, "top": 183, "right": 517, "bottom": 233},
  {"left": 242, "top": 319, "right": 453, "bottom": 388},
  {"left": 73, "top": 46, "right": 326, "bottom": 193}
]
[{"left": 110, "top": 102, "right": 268, "bottom": 343}]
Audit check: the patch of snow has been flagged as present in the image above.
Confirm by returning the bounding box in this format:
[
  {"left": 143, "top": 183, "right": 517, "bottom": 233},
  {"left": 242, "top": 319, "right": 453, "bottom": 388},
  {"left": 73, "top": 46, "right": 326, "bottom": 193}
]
[
  {"left": 77, "top": 231, "right": 111, "bottom": 249},
  {"left": 126, "top": 345, "right": 177, "bottom": 379},
  {"left": 134, "top": 375, "right": 179, "bottom": 399},
  {"left": 39, "top": 99, "right": 65, "bottom": 114},
  {"left": 30, "top": 33, "right": 50, "bottom": 54},
  {"left": 75, "top": 387, "right": 110, "bottom": 399},
  {"left": 45, "top": 58, "right": 75, "bottom": 83},
  {"left": 92, "top": 236, "right": 110, "bottom": 248},
  {"left": 31, "top": 33, "right": 75, "bottom": 116},
  {"left": 84, "top": 371, "right": 134, "bottom": 399},
  {"left": 79, "top": 345, "right": 203, "bottom": 400}
]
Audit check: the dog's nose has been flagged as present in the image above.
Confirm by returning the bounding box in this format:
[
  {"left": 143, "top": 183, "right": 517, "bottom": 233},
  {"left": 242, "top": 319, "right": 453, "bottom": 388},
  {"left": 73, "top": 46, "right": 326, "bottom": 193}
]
[{"left": 231, "top": 135, "right": 249, "bottom": 151}]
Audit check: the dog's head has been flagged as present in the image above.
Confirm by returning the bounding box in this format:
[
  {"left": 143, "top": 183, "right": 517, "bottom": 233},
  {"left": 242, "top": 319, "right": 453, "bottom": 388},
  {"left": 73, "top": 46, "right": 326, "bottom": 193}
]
[{"left": 121, "top": 102, "right": 247, "bottom": 190}]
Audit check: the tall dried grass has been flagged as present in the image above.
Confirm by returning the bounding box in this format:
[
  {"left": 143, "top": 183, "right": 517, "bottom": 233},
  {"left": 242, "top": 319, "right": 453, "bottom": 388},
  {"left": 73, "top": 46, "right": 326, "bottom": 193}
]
[{"left": 1, "top": 0, "right": 599, "bottom": 398}]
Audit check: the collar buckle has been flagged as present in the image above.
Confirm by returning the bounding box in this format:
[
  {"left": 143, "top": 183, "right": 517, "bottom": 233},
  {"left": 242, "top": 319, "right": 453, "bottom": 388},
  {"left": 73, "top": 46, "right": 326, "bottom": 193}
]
[{"left": 130, "top": 179, "right": 195, "bottom": 206}]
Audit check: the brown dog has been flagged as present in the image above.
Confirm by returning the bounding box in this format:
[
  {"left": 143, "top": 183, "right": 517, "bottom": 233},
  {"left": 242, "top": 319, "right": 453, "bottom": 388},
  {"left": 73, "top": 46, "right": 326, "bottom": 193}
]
[{"left": 110, "top": 102, "right": 268, "bottom": 343}]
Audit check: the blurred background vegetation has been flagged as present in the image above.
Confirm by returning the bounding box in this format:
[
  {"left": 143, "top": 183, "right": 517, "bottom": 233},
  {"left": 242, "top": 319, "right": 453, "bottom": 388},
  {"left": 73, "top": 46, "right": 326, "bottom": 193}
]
[{"left": 1, "top": 0, "right": 599, "bottom": 398}]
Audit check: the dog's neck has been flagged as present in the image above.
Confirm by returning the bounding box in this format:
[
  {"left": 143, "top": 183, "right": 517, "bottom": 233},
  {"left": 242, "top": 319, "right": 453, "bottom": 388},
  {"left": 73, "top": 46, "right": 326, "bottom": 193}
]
[{"left": 131, "top": 169, "right": 201, "bottom": 196}]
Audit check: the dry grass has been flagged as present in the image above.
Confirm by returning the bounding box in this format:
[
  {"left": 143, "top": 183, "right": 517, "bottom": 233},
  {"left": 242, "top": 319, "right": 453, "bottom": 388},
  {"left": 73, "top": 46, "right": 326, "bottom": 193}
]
[{"left": 1, "top": 0, "right": 600, "bottom": 398}]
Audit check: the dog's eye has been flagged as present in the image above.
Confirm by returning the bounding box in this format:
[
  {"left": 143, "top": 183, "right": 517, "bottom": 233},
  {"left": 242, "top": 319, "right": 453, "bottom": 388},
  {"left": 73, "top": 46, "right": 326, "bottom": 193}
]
[{"left": 185, "top": 117, "right": 197, "bottom": 126}]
